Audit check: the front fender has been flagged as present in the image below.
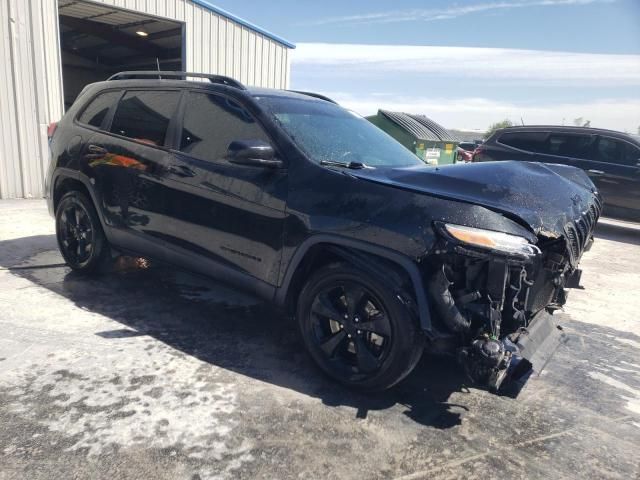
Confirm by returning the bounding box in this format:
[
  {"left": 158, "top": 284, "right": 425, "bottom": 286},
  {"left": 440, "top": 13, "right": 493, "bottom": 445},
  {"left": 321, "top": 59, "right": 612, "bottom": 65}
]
[{"left": 274, "top": 234, "right": 433, "bottom": 333}]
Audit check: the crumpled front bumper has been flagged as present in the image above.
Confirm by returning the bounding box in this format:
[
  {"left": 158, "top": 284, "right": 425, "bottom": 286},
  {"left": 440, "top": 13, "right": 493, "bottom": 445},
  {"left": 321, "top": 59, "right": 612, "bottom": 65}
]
[{"left": 501, "top": 310, "right": 568, "bottom": 394}]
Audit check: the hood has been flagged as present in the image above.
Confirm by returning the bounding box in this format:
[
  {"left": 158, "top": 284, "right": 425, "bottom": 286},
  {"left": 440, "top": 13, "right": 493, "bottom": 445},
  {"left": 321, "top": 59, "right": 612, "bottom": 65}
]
[{"left": 351, "top": 161, "right": 598, "bottom": 236}]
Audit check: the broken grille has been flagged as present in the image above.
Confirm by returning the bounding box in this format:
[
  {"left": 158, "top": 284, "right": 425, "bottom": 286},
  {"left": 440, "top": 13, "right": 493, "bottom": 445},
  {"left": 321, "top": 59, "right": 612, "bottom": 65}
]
[{"left": 564, "top": 200, "right": 601, "bottom": 266}]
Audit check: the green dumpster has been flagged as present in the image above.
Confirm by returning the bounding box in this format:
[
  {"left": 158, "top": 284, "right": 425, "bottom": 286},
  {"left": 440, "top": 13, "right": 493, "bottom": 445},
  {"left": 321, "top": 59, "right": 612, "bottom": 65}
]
[{"left": 367, "top": 110, "right": 460, "bottom": 165}]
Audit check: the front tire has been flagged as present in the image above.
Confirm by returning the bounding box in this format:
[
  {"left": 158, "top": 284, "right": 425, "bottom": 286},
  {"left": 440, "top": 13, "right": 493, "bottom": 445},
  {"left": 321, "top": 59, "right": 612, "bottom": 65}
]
[
  {"left": 297, "top": 263, "right": 424, "bottom": 391},
  {"left": 55, "top": 191, "right": 110, "bottom": 273}
]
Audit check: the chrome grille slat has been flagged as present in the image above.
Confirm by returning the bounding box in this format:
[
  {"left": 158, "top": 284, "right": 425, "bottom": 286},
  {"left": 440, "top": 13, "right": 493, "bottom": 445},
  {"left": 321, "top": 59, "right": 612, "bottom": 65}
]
[
  {"left": 565, "top": 224, "right": 580, "bottom": 262},
  {"left": 576, "top": 218, "right": 588, "bottom": 250},
  {"left": 589, "top": 204, "right": 597, "bottom": 224}
]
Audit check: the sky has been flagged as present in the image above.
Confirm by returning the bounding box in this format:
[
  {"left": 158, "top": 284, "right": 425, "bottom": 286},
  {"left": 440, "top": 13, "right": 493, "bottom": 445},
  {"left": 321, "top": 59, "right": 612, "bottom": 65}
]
[{"left": 210, "top": 0, "right": 640, "bottom": 132}]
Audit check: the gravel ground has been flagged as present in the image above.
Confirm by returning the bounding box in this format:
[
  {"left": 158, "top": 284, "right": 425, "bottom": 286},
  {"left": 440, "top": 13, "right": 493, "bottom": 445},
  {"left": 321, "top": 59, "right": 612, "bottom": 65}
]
[{"left": 1, "top": 199, "right": 639, "bottom": 480}]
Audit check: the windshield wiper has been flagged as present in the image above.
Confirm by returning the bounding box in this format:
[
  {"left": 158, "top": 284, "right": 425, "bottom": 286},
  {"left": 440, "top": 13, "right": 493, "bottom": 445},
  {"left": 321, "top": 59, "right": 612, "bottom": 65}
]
[{"left": 319, "top": 160, "right": 367, "bottom": 169}]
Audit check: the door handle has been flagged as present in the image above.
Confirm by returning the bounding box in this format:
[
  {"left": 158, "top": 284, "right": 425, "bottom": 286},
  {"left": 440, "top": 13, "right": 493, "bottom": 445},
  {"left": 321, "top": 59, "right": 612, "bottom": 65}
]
[
  {"left": 85, "top": 144, "right": 109, "bottom": 160},
  {"left": 167, "top": 164, "right": 196, "bottom": 177},
  {"left": 588, "top": 169, "right": 604, "bottom": 175},
  {"left": 87, "top": 144, "right": 108, "bottom": 155}
]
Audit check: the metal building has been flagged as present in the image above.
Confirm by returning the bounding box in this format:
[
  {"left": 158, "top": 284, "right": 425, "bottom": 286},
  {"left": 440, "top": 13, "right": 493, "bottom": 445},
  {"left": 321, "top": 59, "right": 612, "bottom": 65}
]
[
  {"left": 367, "top": 110, "right": 460, "bottom": 165},
  {"left": 0, "top": 0, "right": 295, "bottom": 199}
]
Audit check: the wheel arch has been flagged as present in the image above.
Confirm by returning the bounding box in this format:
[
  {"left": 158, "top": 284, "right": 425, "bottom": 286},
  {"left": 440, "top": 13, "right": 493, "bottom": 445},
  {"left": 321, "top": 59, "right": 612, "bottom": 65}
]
[
  {"left": 52, "top": 169, "right": 109, "bottom": 232},
  {"left": 275, "top": 236, "right": 432, "bottom": 333}
]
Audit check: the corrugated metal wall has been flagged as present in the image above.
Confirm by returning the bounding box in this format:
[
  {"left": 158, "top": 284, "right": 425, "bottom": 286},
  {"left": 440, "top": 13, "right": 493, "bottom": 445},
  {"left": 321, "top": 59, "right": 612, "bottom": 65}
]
[
  {"left": 0, "top": 0, "right": 292, "bottom": 199},
  {"left": 0, "top": 0, "right": 63, "bottom": 199},
  {"left": 97, "top": 0, "right": 291, "bottom": 89}
]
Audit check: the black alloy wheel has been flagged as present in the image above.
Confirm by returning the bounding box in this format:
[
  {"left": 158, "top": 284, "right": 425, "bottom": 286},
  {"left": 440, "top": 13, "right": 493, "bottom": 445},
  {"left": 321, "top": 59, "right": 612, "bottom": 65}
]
[
  {"left": 55, "top": 191, "right": 110, "bottom": 272},
  {"left": 298, "top": 263, "right": 424, "bottom": 391},
  {"left": 311, "top": 281, "right": 392, "bottom": 377}
]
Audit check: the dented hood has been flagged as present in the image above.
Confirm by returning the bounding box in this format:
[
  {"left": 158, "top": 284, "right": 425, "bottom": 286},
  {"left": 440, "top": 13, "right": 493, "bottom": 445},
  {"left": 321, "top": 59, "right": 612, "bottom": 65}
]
[{"left": 352, "top": 161, "right": 598, "bottom": 236}]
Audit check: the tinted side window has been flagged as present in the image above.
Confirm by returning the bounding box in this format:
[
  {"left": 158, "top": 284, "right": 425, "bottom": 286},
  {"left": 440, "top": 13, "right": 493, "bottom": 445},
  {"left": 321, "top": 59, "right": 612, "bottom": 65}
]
[
  {"left": 180, "top": 92, "right": 269, "bottom": 162},
  {"left": 547, "top": 134, "right": 593, "bottom": 158},
  {"left": 110, "top": 91, "right": 180, "bottom": 146},
  {"left": 498, "top": 132, "right": 548, "bottom": 153},
  {"left": 594, "top": 137, "right": 624, "bottom": 165},
  {"left": 78, "top": 90, "right": 121, "bottom": 128},
  {"left": 622, "top": 143, "right": 640, "bottom": 166}
]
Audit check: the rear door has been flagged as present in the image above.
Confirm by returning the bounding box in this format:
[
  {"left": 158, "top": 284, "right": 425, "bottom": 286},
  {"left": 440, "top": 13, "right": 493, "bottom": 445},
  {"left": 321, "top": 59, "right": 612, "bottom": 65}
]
[
  {"left": 164, "top": 90, "right": 287, "bottom": 285},
  {"left": 83, "top": 89, "right": 182, "bottom": 253}
]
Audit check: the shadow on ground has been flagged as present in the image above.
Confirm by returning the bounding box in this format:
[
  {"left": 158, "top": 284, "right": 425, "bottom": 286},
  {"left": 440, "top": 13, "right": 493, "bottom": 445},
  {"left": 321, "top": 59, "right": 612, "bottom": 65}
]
[{"left": 1, "top": 234, "right": 473, "bottom": 430}]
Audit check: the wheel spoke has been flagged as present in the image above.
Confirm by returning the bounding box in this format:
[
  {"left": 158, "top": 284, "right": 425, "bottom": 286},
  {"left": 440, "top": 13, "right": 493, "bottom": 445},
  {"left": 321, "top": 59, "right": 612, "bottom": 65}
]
[
  {"left": 64, "top": 207, "right": 75, "bottom": 226},
  {"left": 358, "top": 312, "right": 391, "bottom": 337},
  {"left": 320, "top": 330, "right": 347, "bottom": 357},
  {"left": 344, "top": 285, "right": 367, "bottom": 318},
  {"left": 311, "top": 292, "right": 343, "bottom": 321},
  {"left": 75, "top": 207, "right": 81, "bottom": 226},
  {"left": 353, "top": 336, "right": 380, "bottom": 373},
  {"left": 77, "top": 237, "right": 88, "bottom": 256}
]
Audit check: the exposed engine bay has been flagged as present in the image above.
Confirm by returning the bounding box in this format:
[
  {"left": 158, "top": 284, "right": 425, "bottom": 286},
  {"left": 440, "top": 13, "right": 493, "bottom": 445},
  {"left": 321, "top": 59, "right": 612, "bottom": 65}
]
[{"left": 425, "top": 199, "right": 601, "bottom": 392}]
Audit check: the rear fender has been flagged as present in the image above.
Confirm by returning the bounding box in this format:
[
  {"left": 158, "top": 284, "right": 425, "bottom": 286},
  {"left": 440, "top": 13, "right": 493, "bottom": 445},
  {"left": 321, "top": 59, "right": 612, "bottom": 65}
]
[{"left": 51, "top": 168, "right": 110, "bottom": 236}]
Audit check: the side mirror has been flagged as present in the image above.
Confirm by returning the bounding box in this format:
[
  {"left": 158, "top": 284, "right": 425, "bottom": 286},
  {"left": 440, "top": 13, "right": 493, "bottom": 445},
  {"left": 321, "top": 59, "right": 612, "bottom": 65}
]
[{"left": 227, "top": 140, "right": 283, "bottom": 169}]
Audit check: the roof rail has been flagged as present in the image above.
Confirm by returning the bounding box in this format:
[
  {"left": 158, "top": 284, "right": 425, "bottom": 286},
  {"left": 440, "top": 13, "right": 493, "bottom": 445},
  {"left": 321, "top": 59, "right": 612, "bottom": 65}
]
[
  {"left": 288, "top": 90, "right": 338, "bottom": 104},
  {"left": 107, "top": 71, "right": 246, "bottom": 90}
]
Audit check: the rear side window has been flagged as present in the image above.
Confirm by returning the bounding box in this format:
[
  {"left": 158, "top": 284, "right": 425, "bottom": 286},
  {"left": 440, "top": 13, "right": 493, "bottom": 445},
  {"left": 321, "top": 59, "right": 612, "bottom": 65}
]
[
  {"left": 498, "top": 132, "right": 548, "bottom": 153},
  {"left": 78, "top": 90, "right": 121, "bottom": 128},
  {"left": 179, "top": 92, "right": 270, "bottom": 162},
  {"left": 110, "top": 90, "right": 180, "bottom": 146},
  {"left": 547, "top": 134, "right": 593, "bottom": 158}
]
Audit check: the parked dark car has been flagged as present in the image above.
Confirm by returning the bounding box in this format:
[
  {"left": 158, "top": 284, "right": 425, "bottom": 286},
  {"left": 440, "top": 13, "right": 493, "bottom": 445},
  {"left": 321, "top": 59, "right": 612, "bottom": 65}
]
[
  {"left": 474, "top": 126, "right": 640, "bottom": 222},
  {"left": 46, "top": 72, "right": 601, "bottom": 392}
]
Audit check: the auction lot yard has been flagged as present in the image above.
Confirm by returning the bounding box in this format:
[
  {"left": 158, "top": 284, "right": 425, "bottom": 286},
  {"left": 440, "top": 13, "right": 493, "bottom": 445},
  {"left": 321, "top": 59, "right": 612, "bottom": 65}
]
[{"left": 1, "top": 199, "right": 639, "bottom": 480}]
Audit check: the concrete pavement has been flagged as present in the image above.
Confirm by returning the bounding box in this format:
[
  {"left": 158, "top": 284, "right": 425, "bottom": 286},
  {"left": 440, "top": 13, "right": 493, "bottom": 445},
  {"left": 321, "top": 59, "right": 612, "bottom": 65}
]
[{"left": 1, "top": 199, "right": 639, "bottom": 479}]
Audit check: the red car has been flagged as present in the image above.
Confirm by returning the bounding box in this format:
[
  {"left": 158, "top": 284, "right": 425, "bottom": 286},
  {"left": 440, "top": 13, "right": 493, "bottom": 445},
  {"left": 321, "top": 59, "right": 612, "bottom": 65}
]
[{"left": 456, "top": 142, "right": 480, "bottom": 162}]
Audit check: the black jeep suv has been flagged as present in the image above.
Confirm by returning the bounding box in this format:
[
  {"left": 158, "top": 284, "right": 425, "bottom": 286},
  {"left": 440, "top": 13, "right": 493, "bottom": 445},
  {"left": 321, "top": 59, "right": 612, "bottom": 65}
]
[
  {"left": 475, "top": 126, "right": 640, "bottom": 222},
  {"left": 46, "top": 71, "right": 601, "bottom": 392}
]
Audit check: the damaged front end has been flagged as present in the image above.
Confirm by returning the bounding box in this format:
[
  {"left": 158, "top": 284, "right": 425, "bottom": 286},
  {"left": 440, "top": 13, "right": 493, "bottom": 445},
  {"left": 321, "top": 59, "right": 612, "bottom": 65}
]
[{"left": 424, "top": 197, "right": 601, "bottom": 392}]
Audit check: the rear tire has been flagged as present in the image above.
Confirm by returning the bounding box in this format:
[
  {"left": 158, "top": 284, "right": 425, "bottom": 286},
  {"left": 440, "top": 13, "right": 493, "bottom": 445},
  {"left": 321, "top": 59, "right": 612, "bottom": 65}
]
[
  {"left": 55, "top": 191, "right": 110, "bottom": 273},
  {"left": 297, "top": 262, "right": 424, "bottom": 391}
]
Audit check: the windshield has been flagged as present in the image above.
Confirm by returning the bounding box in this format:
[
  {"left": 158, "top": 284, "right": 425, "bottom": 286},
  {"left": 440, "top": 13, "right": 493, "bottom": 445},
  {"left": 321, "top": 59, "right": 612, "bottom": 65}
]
[{"left": 255, "top": 95, "right": 424, "bottom": 168}]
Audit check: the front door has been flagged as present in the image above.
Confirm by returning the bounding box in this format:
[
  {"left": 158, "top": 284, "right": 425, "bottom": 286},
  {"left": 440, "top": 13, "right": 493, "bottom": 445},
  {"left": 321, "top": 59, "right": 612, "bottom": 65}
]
[
  {"left": 579, "top": 136, "right": 640, "bottom": 221},
  {"left": 163, "top": 91, "right": 287, "bottom": 286}
]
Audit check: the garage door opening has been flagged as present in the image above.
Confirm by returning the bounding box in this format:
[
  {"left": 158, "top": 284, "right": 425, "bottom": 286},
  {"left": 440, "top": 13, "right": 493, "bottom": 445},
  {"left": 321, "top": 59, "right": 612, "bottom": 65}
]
[{"left": 58, "top": 0, "right": 184, "bottom": 109}]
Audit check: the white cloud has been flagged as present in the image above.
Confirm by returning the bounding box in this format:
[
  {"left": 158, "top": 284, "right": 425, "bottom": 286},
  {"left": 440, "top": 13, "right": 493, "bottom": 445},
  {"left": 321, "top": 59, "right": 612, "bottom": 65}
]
[
  {"left": 330, "top": 93, "right": 640, "bottom": 132},
  {"left": 303, "top": 0, "right": 615, "bottom": 26},
  {"left": 291, "top": 43, "right": 640, "bottom": 131},
  {"left": 293, "top": 43, "right": 640, "bottom": 85}
]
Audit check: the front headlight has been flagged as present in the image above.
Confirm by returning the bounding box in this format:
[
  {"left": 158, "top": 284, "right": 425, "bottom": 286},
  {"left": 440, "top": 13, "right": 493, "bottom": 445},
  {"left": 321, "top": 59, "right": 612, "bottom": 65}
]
[{"left": 443, "top": 223, "right": 540, "bottom": 256}]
